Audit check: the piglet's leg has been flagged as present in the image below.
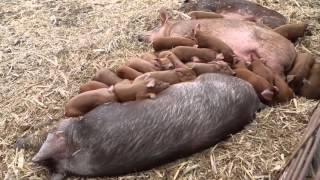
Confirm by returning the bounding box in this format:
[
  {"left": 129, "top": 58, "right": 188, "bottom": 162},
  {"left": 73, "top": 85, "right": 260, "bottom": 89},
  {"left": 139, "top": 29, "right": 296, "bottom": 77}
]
[
  {"left": 166, "top": 53, "right": 189, "bottom": 69},
  {"left": 152, "top": 37, "right": 196, "bottom": 52},
  {"left": 274, "top": 23, "right": 310, "bottom": 42},
  {"left": 188, "top": 11, "right": 224, "bottom": 19}
]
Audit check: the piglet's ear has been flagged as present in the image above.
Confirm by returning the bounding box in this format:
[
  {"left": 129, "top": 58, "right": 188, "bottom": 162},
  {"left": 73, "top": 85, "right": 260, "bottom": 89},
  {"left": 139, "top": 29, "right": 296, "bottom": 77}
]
[
  {"left": 159, "top": 8, "right": 170, "bottom": 26},
  {"left": 146, "top": 79, "right": 156, "bottom": 87}
]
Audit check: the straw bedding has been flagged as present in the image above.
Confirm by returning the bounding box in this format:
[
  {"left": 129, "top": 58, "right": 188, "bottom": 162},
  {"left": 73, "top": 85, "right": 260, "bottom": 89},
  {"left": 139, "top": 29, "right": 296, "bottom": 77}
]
[{"left": 1, "top": 0, "right": 319, "bottom": 179}]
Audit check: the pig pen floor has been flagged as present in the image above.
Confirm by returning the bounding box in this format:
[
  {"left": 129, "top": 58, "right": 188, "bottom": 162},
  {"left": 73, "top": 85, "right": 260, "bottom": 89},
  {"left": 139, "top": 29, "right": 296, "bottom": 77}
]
[{"left": 1, "top": 0, "right": 320, "bottom": 179}]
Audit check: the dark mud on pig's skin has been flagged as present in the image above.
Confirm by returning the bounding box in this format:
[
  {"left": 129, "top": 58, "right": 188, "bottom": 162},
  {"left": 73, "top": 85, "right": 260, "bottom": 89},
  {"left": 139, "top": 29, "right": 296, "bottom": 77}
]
[
  {"left": 33, "top": 74, "right": 261, "bottom": 179},
  {"left": 181, "top": 0, "right": 287, "bottom": 28}
]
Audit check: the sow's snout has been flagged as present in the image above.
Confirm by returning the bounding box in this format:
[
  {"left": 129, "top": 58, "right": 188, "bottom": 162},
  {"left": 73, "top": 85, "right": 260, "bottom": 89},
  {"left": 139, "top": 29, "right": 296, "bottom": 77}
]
[{"left": 32, "top": 131, "right": 67, "bottom": 163}]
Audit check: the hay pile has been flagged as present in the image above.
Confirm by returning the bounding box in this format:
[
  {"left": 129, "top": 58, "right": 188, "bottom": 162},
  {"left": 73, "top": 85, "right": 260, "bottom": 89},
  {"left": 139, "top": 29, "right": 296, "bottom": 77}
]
[{"left": 0, "top": 0, "right": 319, "bottom": 179}]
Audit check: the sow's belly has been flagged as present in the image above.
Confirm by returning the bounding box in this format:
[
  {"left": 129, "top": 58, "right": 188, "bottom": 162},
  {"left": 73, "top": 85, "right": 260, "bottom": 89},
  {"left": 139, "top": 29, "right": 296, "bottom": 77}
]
[{"left": 170, "top": 19, "right": 296, "bottom": 74}]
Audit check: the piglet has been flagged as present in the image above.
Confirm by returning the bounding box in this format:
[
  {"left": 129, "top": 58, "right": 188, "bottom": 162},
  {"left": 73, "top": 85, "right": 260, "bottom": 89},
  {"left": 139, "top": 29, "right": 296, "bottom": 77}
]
[
  {"left": 152, "top": 37, "right": 196, "bottom": 52},
  {"left": 79, "top": 80, "right": 109, "bottom": 93},
  {"left": 93, "top": 68, "right": 123, "bottom": 86},
  {"left": 172, "top": 46, "right": 218, "bottom": 62},
  {"left": 134, "top": 68, "right": 196, "bottom": 85},
  {"left": 249, "top": 57, "right": 275, "bottom": 84},
  {"left": 274, "top": 23, "right": 310, "bottom": 42},
  {"left": 188, "top": 11, "right": 224, "bottom": 19},
  {"left": 127, "top": 58, "right": 161, "bottom": 73},
  {"left": 287, "top": 53, "right": 315, "bottom": 93},
  {"left": 299, "top": 61, "right": 320, "bottom": 99},
  {"left": 234, "top": 68, "right": 278, "bottom": 104},
  {"left": 273, "top": 75, "right": 294, "bottom": 104},
  {"left": 116, "top": 65, "right": 143, "bottom": 80},
  {"left": 65, "top": 88, "right": 117, "bottom": 117},
  {"left": 186, "top": 61, "right": 234, "bottom": 76},
  {"left": 114, "top": 77, "right": 170, "bottom": 102},
  {"left": 193, "top": 24, "right": 235, "bottom": 64}
]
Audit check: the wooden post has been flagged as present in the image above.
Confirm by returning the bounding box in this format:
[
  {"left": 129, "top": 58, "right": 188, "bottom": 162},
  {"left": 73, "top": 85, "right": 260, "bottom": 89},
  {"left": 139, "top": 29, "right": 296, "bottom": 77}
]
[{"left": 277, "top": 102, "right": 320, "bottom": 180}]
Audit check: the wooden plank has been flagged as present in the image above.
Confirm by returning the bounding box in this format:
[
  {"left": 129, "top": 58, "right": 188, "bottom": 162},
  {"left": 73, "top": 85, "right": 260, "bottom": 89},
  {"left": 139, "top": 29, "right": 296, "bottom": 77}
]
[{"left": 277, "top": 102, "right": 320, "bottom": 180}]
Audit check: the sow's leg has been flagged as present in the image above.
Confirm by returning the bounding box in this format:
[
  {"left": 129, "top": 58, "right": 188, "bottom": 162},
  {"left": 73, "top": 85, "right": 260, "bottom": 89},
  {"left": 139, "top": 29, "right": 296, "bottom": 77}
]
[{"left": 32, "top": 74, "right": 260, "bottom": 179}]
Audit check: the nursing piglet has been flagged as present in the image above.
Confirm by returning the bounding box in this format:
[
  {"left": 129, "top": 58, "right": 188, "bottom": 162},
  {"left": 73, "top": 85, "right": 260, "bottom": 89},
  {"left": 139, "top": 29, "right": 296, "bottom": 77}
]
[
  {"left": 272, "top": 75, "right": 294, "bottom": 104},
  {"left": 79, "top": 81, "right": 109, "bottom": 93},
  {"left": 116, "top": 66, "right": 143, "bottom": 80},
  {"left": 93, "top": 68, "right": 123, "bottom": 86},
  {"left": 249, "top": 57, "right": 275, "bottom": 84},
  {"left": 234, "top": 68, "right": 278, "bottom": 104},
  {"left": 134, "top": 68, "right": 196, "bottom": 85},
  {"left": 299, "top": 61, "right": 320, "bottom": 99},
  {"left": 274, "top": 23, "right": 310, "bottom": 42},
  {"left": 114, "top": 77, "right": 170, "bottom": 101},
  {"left": 127, "top": 58, "right": 161, "bottom": 73},
  {"left": 172, "top": 46, "right": 218, "bottom": 62},
  {"left": 32, "top": 74, "right": 260, "bottom": 180},
  {"left": 287, "top": 53, "right": 315, "bottom": 93},
  {"left": 152, "top": 37, "right": 196, "bottom": 51},
  {"left": 186, "top": 62, "right": 234, "bottom": 76},
  {"left": 193, "top": 25, "right": 235, "bottom": 64},
  {"left": 65, "top": 88, "right": 117, "bottom": 117}
]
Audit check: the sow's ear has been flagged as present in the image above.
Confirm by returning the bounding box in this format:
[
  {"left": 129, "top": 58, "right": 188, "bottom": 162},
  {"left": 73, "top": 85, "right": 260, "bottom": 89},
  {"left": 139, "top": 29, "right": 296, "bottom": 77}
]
[{"left": 32, "top": 131, "right": 66, "bottom": 163}]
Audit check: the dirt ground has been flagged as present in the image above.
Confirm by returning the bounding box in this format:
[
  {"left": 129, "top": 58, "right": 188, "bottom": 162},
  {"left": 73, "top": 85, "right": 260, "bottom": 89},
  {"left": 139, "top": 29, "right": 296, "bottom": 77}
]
[{"left": 0, "top": 0, "right": 320, "bottom": 179}]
